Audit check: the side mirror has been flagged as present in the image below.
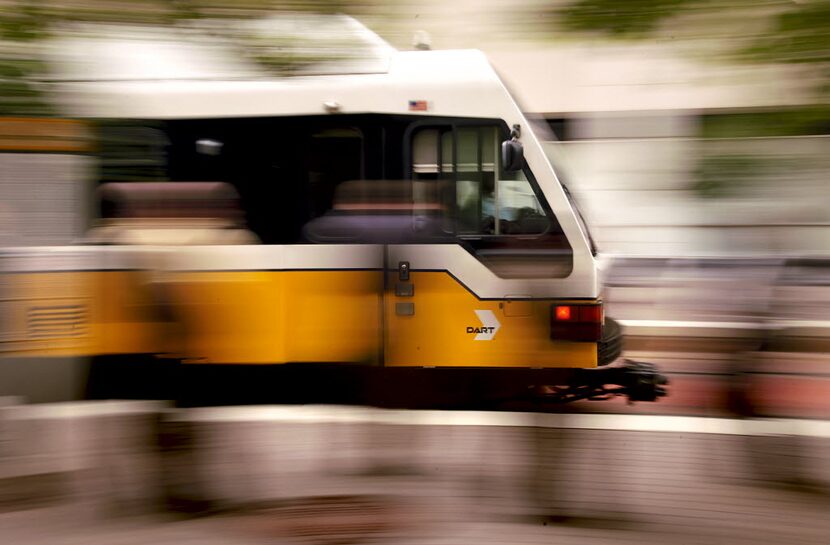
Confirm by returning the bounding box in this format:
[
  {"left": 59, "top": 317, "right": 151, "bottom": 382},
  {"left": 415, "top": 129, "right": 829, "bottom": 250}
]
[{"left": 501, "top": 138, "right": 524, "bottom": 172}]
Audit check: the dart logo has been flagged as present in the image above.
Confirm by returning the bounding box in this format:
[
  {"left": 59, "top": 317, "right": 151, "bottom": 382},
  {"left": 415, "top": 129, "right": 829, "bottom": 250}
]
[{"left": 466, "top": 310, "right": 501, "bottom": 341}]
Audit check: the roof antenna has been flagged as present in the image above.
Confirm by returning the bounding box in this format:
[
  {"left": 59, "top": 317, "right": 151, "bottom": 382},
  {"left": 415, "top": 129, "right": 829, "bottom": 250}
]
[{"left": 413, "top": 30, "right": 431, "bottom": 51}]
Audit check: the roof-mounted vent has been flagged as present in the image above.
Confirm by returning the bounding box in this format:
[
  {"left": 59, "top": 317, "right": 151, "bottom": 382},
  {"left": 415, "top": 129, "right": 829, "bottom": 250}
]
[{"left": 413, "top": 30, "right": 431, "bottom": 51}]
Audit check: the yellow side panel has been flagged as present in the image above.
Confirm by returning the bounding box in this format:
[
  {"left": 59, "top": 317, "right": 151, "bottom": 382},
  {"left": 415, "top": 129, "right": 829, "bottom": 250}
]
[
  {"left": 164, "top": 271, "right": 282, "bottom": 363},
  {"left": 165, "top": 271, "right": 381, "bottom": 364},
  {"left": 3, "top": 269, "right": 592, "bottom": 368},
  {"left": 282, "top": 271, "right": 382, "bottom": 364},
  {"left": 1, "top": 270, "right": 382, "bottom": 364},
  {"left": 1, "top": 271, "right": 168, "bottom": 357},
  {"left": 94, "top": 271, "right": 165, "bottom": 355},
  {"left": 384, "top": 272, "right": 597, "bottom": 368}
]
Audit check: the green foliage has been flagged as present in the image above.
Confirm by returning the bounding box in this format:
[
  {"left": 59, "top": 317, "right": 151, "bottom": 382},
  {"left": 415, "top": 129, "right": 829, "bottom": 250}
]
[
  {"left": 557, "top": 0, "right": 830, "bottom": 97},
  {"left": 559, "top": 0, "right": 700, "bottom": 37},
  {"left": 0, "top": 1, "right": 368, "bottom": 116},
  {"left": 741, "top": 1, "right": 830, "bottom": 65},
  {"left": 0, "top": 3, "right": 51, "bottom": 114},
  {"left": 0, "top": 61, "right": 53, "bottom": 115},
  {"left": 701, "top": 108, "right": 830, "bottom": 138},
  {"left": 692, "top": 154, "right": 767, "bottom": 198},
  {"left": 0, "top": 2, "right": 48, "bottom": 42},
  {"left": 691, "top": 151, "right": 808, "bottom": 199}
]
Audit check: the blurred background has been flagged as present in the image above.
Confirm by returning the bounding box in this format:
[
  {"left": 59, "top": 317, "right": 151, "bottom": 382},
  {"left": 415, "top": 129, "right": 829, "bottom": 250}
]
[
  {"left": 0, "top": 1, "right": 828, "bottom": 544},
  {"left": 2, "top": 0, "right": 829, "bottom": 254}
]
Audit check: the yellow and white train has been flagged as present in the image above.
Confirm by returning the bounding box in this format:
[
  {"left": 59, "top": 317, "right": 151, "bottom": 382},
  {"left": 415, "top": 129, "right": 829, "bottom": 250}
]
[{"left": 0, "top": 19, "right": 665, "bottom": 406}]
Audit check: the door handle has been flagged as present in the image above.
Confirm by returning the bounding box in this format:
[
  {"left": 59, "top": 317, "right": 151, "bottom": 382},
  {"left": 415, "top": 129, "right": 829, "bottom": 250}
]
[{"left": 398, "top": 261, "right": 410, "bottom": 281}]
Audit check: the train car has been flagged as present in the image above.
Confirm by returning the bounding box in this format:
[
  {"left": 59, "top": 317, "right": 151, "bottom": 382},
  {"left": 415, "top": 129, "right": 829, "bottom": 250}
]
[{"left": 0, "top": 17, "right": 666, "bottom": 406}]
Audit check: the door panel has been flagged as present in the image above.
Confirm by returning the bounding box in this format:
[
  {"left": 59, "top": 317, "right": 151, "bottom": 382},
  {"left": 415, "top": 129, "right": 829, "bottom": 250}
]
[{"left": 383, "top": 249, "right": 597, "bottom": 368}]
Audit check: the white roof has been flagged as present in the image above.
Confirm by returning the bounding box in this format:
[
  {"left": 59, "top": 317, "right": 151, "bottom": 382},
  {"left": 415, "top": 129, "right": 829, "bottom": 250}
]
[
  {"left": 43, "top": 14, "right": 512, "bottom": 120},
  {"left": 47, "top": 50, "right": 505, "bottom": 121}
]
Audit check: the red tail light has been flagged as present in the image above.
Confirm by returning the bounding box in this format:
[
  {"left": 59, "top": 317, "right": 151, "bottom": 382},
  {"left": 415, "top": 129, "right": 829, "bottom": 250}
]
[
  {"left": 555, "top": 305, "right": 571, "bottom": 320},
  {"left": 550, "top": 303, "right": 603, "bottom": 342}
]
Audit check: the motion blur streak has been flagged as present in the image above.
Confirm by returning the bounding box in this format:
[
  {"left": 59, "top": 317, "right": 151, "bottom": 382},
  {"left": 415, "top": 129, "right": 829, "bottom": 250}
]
[
  {"left": 0, "top": 2, "right": 828, "bottom": 544},
  {"left": 1, "top": 402, "right": 830, "bottom": 544}
]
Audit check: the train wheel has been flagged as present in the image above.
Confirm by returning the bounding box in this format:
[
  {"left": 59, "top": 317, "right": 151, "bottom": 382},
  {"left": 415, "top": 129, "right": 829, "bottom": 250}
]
[{"left": 598, "top": 317, "right": 623, "bottom": 366}]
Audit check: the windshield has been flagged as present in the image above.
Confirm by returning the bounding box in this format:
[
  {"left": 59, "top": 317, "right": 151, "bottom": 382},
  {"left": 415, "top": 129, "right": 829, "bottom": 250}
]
[
  {"left": 515, "top": 104, "right": 599, "bottom": 256},
  {"left": 527, "top": 113, "right": 598, "bottom": 256}
]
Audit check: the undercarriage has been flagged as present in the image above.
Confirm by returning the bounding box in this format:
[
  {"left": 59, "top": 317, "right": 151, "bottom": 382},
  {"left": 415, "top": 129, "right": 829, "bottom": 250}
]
[{"left": 86, "top": 356, "right": 668, "bottom": 409}]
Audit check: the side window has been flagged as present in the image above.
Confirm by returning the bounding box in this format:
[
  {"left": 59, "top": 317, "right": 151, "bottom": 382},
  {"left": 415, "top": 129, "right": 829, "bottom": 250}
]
[
  {"left": 411, "top": 125, "right": 549, "bottom": 236},
  {"left": 455, "top": 127, "right": 495, "bottom": 234},
  {"left": 307, "top": 127, "right": 364, "bottom": 218},
  {"left": 410, "top": 122, "right": 572, "bottom": 279}
]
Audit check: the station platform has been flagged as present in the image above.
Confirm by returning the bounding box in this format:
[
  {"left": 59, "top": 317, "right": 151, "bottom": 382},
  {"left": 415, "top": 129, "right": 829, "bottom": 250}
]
[{"left": 1, "top": 401, "right": 828, "bottom": 544}]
